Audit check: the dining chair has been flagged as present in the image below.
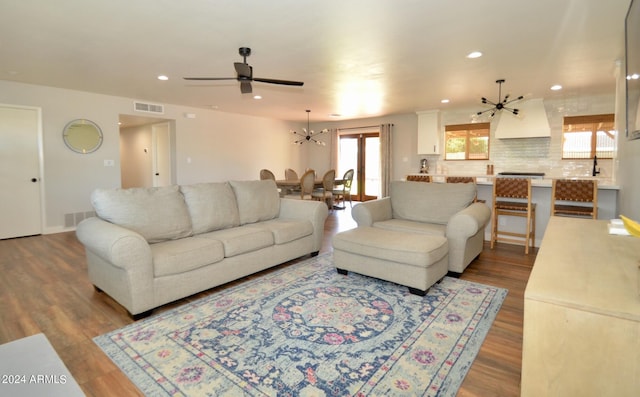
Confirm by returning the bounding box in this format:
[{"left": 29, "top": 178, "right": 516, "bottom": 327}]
[
  {"left": 491, "top": 177, "right": 536, "bottom": 254},
  {"left": 312, "top": 169, "right": 336, "bottom": 208},
  {"left": 284, "top": 169, "right": 315, "bottom": 200},
  {"left": 259, "top": 169, "right": 276, "bottom": 180},
  {"left": 284, "top": 168, "right": 301, "bottom": 194},
  {"left": 285, "top": 168, "right": 298, "bottom": 181},
  {"left": 332, "top": 169, "right": 354, "bottom": 209},
  {"left": 551, "top": 179, "right": 598, "bottom": 219}
]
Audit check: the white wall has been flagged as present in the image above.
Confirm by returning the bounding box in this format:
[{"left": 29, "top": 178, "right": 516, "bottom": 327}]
[
  {"left": 1, "top": 78, "right": 637, "bottom": 234},
  {"left": 0, "top": 80, "right": 304, "bottom": 233},
  {"left": 616, "top": 62, "right": 640, "bottom": 220}
]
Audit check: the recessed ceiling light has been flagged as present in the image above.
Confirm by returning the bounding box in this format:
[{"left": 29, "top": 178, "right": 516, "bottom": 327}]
[
  {"left": 441, "top": 99, "right": 450, "bottom": 104},
  {"left": 157, "top": 75, "right": 169, "bottom": 81},
  {"left": 466, "top": 51, "right": 482, "bottom": 59},
  {"left": 253, "top": 95, "right": 262, "bottom": 100},
  {"left": 550, "top": 84, "right": 562, "bottom": 91}
]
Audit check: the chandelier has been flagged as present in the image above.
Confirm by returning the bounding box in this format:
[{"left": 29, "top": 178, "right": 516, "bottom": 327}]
[
  {"left": 476, "top": 79, "right": 524, "bottom": 118},
  {"left": 292, "top": 109, "right": 327, "bottom": 146}
]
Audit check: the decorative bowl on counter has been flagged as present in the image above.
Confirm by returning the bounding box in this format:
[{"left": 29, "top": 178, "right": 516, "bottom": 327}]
[{"left": 620, "top": 215, "right": 640, "bottom": 237}]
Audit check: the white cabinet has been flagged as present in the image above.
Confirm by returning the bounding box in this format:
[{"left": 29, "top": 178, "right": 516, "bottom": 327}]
[
  {"left": 522, "top": 217, "right": 640, "bottom": 396},
  {"left": 417, "top": 110, "right": 441, "bottom": 154}
]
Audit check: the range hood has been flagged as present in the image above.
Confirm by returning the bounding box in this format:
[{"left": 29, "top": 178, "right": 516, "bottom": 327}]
[{"left": 494, "top": 98, "right": 551, "bottom": 139}]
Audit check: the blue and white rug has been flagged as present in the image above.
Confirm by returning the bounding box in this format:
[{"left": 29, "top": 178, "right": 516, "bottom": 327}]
[{"left": 94, "top": 253, "right": 507, "bottom": 396}]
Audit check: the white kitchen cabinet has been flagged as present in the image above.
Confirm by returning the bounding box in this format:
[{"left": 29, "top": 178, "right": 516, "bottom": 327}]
[{"left": 417, "top": 110, "right": 441, "bottom": 154}]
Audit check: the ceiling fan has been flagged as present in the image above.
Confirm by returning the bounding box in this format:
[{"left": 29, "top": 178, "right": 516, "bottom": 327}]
[{"left": 183, "top": 47, "right": 304, "bottom": 94}]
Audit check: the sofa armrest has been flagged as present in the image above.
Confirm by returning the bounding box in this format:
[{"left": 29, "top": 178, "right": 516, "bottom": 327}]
[
  {"left": 446, "top": 202, "right": 491, "bottom": 239},
  {"left": 76, "top": 217, "right": 152, "bottom": 270},
  {"left": 279, "top": 199, "right": 329, "bottom": 251},
  {"left": 351, "top": 197, "right": 392, "bottom": 227}
]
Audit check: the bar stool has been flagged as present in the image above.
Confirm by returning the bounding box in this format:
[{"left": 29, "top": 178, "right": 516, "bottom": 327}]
[
  {"left": 446, "top": 176, "right": 484, "bottom": 202},
  {"left": 551, "top": 179, "right": 598, "bottom": 219},
  {"left": 406, "top": 175, "right": 432, "bottom": 182},
  {"left": 491, "top": 177, "right": 536, "bottom": 254},
  {"left": 445, "top": 176, "right": 475, "bottom": 183}
]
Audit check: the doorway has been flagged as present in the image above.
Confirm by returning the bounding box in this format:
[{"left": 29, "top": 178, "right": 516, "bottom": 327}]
[
  {"left": 0, "top": 105, "right": 43, "bottom": 239},
  {"left": 338, "top": 132, "right": 380, "bottom": 201},
  {"left": 119, "top": 115, "right": 174, "bottom": 188}
]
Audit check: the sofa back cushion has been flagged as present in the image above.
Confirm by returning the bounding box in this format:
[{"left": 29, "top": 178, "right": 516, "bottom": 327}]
[
  {"left": 229, "top": 180, "right": 280, "bottom": 225},
  {"left": 390, "top": 181, "right": 476, "bottom": 225},
  {"left": 91, "top": 185, "right": 192, "bottom": 243},
  {"left": 180, "top": 182, "right": 240, "bottom": 234}
]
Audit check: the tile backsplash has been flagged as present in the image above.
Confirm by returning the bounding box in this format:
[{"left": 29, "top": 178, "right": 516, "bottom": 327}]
[
  {"left": 432, "top": 137, "right": 613, "bottom": 179},
  {"left": 422, "top": 94, "right": 617, "bottom": 181}
]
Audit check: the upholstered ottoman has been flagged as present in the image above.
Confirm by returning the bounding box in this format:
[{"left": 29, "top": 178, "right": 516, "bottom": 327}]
[{"left": 332, "top": 226, "right": 449, "bottom": 295}]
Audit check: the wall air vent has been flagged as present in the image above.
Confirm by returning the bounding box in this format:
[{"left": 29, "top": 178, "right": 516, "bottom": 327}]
[{"left": 133, "top": 101, "right": 165, "bottom": 114}]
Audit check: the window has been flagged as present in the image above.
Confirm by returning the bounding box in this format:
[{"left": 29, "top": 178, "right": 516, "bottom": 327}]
[
  {"left": 562, "top": 114, "right": 616, "bottom": 159},
  {"left": 444, "top": 123, "right": 490, "bottom": 160}
]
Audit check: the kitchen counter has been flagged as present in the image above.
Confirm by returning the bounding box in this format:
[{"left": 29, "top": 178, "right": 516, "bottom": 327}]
[
  {"left": 406, "top": 173, "right": 619, "bottom": 247},
  {"left": 406, "top": 173, "right": 620, "bottom": 189},
  {"left": 521, "top": 217, "right": 640, "bottom": 396}
]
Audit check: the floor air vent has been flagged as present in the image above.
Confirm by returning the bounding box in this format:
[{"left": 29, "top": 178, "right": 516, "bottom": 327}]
[{"left": 134, "top": 101, "right": 165, "bottom": 114}]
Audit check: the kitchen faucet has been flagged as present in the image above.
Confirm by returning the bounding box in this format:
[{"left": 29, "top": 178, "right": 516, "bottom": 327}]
[{"left": 592, "top": 155, "right": 600, "bottom": 177}]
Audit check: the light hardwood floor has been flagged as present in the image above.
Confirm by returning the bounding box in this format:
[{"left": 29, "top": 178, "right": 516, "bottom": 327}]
[{"left": 0, "top": 207, "right": 535, "bottom": 396}]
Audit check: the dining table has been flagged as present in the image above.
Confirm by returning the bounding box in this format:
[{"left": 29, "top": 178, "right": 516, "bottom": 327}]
[{"left": 275, "top": 178, "right": 345, "bottom": 209}]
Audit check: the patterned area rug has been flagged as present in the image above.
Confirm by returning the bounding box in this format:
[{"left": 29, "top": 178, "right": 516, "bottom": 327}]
[{"left": 95, "top": 254, "right": 507, "bottom": 396}]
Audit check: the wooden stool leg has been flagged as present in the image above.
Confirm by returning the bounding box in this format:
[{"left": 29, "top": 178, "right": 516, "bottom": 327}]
[
  {"left": 531, "top": 210, "right": 536, "bottom": 253},
  {"left": 525, "top": 213, "right": 530, "bottom": 255},
  {"left": 490, "top": 213, "right": 497, "bottom": 249}
]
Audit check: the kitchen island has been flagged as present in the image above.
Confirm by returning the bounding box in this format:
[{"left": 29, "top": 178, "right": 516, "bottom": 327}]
[{"left": 406, "top": 174, "right": 619, "bottom": 247}]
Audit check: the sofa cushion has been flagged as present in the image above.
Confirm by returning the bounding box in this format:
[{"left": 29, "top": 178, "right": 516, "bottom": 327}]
[
  {"left": 390, "top": 181, "right": 476, "bottom": 225},
  {"left": 258, "top": 219, "right": 314, "bottom": 244},
  {"left": 229, "top": 180, "right": 280, "bottom": 225},
  {"left": 374, "top": 219, "right": 446, "bottom": 236},
  {"left": 332, "top": 227, "right": 448, "bottom": 268},
  {"left": 199, "top": 226, "right": 274, "bottom": 257},
  {"left": 91, "top": 185, "right": 192, "bottom": 243},
  {"left": 151, "top": 237, "right": 224, "bottom": 277},
  {"left": 180, "top": 182, "right": 240, "bottom": 234}
]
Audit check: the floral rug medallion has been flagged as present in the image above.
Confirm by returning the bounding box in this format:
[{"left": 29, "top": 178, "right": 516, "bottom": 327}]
[{"left": 95, "top": 254, "right": 507, "bottom": 396}]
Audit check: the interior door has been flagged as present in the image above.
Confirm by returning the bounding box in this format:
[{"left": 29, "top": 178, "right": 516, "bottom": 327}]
[
  {"left": 152, "top": 122, "right": 171, "bottom": 187},
  {"left": 0, "top": 105, "right": 42, "bottom": 239},
  {"left": 338, "top": 132, "right": 380, "bottom": 201}
]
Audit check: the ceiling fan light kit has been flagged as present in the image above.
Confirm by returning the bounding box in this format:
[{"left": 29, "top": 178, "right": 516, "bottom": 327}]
[
  {"left": 292, "top": 110, "right": 327, "bottom": 146},
  {"left": 476, "top": 79, "right": 524, "bottom": 118},
  {"left": 183, "top": 47, "right": 304, "bottom": 94}
]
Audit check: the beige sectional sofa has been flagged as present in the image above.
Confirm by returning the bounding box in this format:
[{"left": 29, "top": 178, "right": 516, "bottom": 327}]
[
  {"left": 76, "top": 179, "right": 328, "bottom": 318},
  {"left": 348, "top": 181, "right": 491, "bottom": 274}
]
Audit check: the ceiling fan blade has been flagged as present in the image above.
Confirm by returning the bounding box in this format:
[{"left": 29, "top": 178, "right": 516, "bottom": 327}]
[
  {"left": 240, "top": 81, "right": 252, "bottom": 94},
  {"left": 253, "top": 77, "right": 304, "bottom": 86},
  {"left": 234, "top": 62, "right": 252, "bottom": 78},
  {"left": 183, "top": 77, "right": 236, "bottom": 81}
]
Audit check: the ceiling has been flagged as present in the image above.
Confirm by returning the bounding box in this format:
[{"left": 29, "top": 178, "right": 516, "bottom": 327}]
[{"left": 0, "top": 0, "right": 632, "bottom": 122}]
